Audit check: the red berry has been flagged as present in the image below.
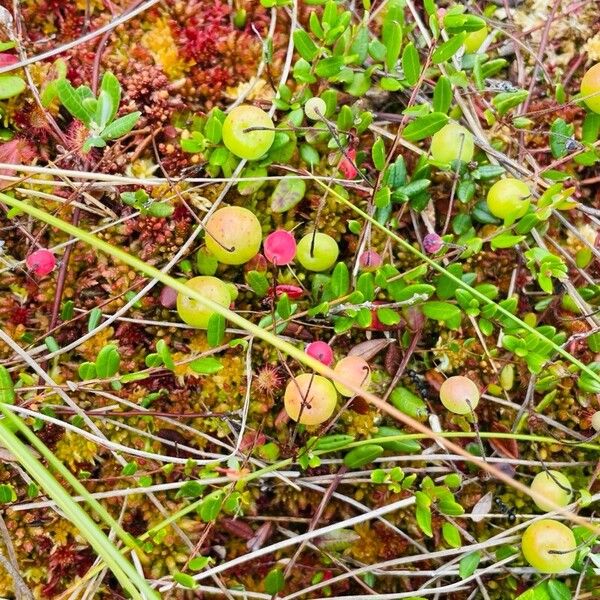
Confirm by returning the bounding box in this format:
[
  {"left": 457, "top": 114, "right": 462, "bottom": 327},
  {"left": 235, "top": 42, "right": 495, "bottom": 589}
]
[
  {"left": 263, "top": 230, "right": 296, "bottom": 266},
  {"left": 423, "top": 233, "right": 443, "bottom": 254},
  {"left": 359, "top": 250, "right": 382, "bottom": 271},
  {"left": 26, "top": 249, "right": 56, "bottom": 277},
  {"left": 306, "top": 341, "right": 334, "bottom": 366}
]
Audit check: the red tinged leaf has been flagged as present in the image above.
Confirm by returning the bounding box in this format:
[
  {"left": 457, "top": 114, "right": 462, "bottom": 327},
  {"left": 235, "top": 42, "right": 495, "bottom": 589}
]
[{"left": 488, "top": 422, "right": 519, "bottom": 460}]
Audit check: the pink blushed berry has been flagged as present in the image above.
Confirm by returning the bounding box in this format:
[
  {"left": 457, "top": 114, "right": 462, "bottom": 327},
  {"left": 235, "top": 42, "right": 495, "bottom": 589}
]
[
  {"left": 26, "top": 249, "right": 56, "bottom": 277},
  {"left": 423, "top": 232, "right": 443, "bottom": 254},
  {"left": 338, "top": 149, "right": 358, "bottom": 179},
  {"left": 306, "top": 341, "right": 334, "bottom": 366},
  {"left": 263, "top": 230, "right": 297, "bottom": 266},
  {"left": 359, "top": 250, "right": 382, "bottom": 271}
]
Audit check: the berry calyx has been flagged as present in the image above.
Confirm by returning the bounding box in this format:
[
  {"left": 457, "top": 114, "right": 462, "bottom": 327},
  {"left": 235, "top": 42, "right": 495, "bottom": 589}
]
[
  {"left": 521, "top": 519, "right": 576, "bottom": 573},
  {"left": 486, "top": 178, "right": 531, "bottom": 224},
  {"left": 176, "top": 276, "right": 231, "bottom": 329},
  {"left": 439, "top": 376, "right": 480, "bottom": 414},
  {"left": 333, "top": 356, "right": 372, "bottom": 397},
  {"left": 580, "top": 63, "right": 600, "bottom": 114},
  {"left": 430, "top": 123, "right": 474, "bottom": 164},
  {"left": 306, "top": 341, "right": 333, "bottom": 366},
  {"left": 284, "top": 373, "right": 337, "bottom": 425},
  {"left": 222, "top": 104, "right": 275, "bottom": 160},
  {"left": 296, "top": 232, "right": 339, "bottom": 272},
  {"left": 205, "top": 206, "right": 262, "bottom": 265},
  {"left": 530, "top": 470, "right": 572, "bottom": 512},
  {"left": 263, "top": 230, "right": 296, "bottom": 266},
  {"left": 26, "top": 249, "right": 56, "bottom": 277}
]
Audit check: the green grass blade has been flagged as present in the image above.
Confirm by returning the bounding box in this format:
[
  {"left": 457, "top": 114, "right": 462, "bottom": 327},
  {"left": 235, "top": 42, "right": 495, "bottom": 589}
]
[{"left": 0, "top": 409, "right": 158, "bottom": 599}]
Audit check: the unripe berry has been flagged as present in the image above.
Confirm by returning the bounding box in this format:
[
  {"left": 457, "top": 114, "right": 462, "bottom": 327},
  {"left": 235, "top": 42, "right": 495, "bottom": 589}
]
[
  {"left": 486, "top": 178, "right": 531, "bottom": 224},
  {"left": 333, "top": 356, "right": 372, "bottom": 397},
  {"left": 263, "top": 230, "right": 296, "bottom": 266},
  {"left": 284, "top": 373, "right": 337, "bottom": 425},
  {"left": 580, "top": 63, "right": 600, "bottom": 114},
  {"left": 521, "top": 519, "right": 576, "bottom": 573},
  {"left": 306, "top": 341, "right": 333, "bottom": 366},
  {"left": 592, "top": 410, "right": 600, "bottom": 431},
  {"left": 26, "top": 249, "right": 56, "bottom": 277},
  {"left": 439, "top": 376, "right": 480, "bottom": 415},
  {"left": 296, "top": 232, "right": 339, "bottom": 272},
  {"left": 205, "top": 206, "right": 262, "bottom": 265},
  {"left": 430, "top": 123, "right": 474, "bottom": 164},
  {"left": 222, "top": 104, "right": 275, "bottom": 160},
  {"left": 176, "top": 276, "right": 231, "bottom": 329},
  {"left": 304, "top": 97, "right": 327, "bottom": 121},
  {"left": 530, "top": 470, "right": 572, "bottom": 512}
]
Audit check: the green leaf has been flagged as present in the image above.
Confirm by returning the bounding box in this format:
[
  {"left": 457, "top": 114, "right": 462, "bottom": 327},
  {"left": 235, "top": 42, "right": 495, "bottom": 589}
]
[
  {"left": 264, "top": 568, "right": 285, "bottom": 595},
  {"left": 205, "top": 116, "right": 222, "bottom": 145},
  {"left": 199, "top": 491, "right": 223, "bottom": 522},
  {"left": 376, "top": 307, "right": 400, "bottom": 325},
  {"left": 374, "top": 185, "right": 391, "bottom": 208},
  {"left": 100, "top": 71, "right": 121, "bottom": 123},
  {"left": 0, "top": 484, "right": 16, "bottom": 503},
  {"left": 331, "top": 262, "right": 350, "bottom": 297},
  {"left": 207, "top": 313, "right": 226, "bottom": 347},
  {"left": 403, "top": 112, "right": 448, "bottom": 141},
  {"left": 549, "top": 118, "right": 574, "bottom": 159},
  {"left": 0, "top": 366, "right": 15, "bottom": 404},
  {"left": 173, "top": 572, "right": 198, "bottom": 589},
  {"left": 315, "top": 56, "right": 344, "bottom": 78},
  {"left": 442, "top": 522, "right": 462, "bottom": 547},
  {"left": 343, "top": 444, "right": 384, "bottom": 468},
  {"left": 0, "top": 75, "right": 26, "bottom": 100},
  {"left": 95, "top": 345, "right": 120, "bottom": 378},
  {"left": 384, "top": 21, "right": 402, "bottom": 72},
  {"left": 443, "top": 13, "right": 486, "bottom": 33},
  {"left": 416, "top": 503, "right": 432, "bottom": 536},
  {"left": 402, "top": 42, "right": 420, "bottom": 85},
  {"left": 56, "top": 79, "right": 92, "bottom": 125},
  {"left": 422, "top": 301, "right": 462, "bottom": 327},
  {"left": 516, "top": 582, "right": 552, "bottom": 600},
  {"left": 189, "top": 357, "right": 224, "bottom": 375},
  {"left": 271, "top": 176, "right": 306, "bottom": 212},
  {"left": 432, "top": 33, "right": 466, "bottom": 64},
  {"left": 101, "top": 112, "right": 141, "bottom": 140},
  {"left": 372, "top": 137, "right": 386, "bottom": 171},
  {"left": 459, "top": 551, "right": 481, "bottom": 579},
  {"left": 246, "top": 270, "right": 269, "bottom": 297},
  {"left": 313, "top": 434, "right": 355, "bottom": 451},
  {"left": 78, "top": 362, "right": 97, "bottom": 381},
  {"left": 490, "top": 233, "right": 525, "bottom": 249},
  {"left": 389, "top": 386, "right": 428, "bottom": 420},
  {"left": 547, "top": 580, "right": 571, "bottom": 600},
  {"left": 156, "top": 339, "right": 175, "bottom": 370},
  {"left": 433, "top": 76, "right": 452, "bottom": 113},
  {"left": 376, "top": 426, "right": 422, "bottom": 453},
  {"left": 493, "top": 90, "right": 529, "bottom": 116},
  {"left": 293, "top": 30, "right": 319, "bottom": 61}
]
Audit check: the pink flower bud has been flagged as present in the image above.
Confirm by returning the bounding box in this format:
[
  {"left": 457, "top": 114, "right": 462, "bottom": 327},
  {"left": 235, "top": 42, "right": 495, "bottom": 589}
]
[{"left": 26, "top": 249, "right": 56, "bottom": 277}]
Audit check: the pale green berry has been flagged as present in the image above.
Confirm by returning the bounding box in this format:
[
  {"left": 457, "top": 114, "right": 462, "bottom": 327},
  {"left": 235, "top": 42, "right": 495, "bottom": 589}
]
[
  {"left": 222, "top": 104, "right": 275, "bottom": 160},
  {"left": 177, "top": 276, "right": 231, "bottom": 329}
]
